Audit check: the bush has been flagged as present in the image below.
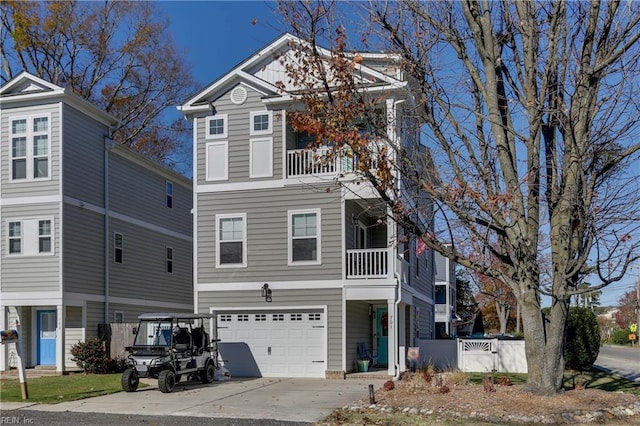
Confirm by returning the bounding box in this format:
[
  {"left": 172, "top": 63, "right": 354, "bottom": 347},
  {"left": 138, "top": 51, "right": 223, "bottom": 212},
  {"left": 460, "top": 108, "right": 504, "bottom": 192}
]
[
  {"left": 70, "top": 337, "right": 113, "bottom": 373},
  {"left": 609, "top": 328, "right": 633, "bottom": 345},
  {"left": 565, "top": 307, "right": 600, "bottom": 371}
]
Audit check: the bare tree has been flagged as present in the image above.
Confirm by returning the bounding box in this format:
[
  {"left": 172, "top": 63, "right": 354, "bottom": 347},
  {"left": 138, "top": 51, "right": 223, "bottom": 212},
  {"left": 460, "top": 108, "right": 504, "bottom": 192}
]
[
  {"left": 1, "top": 0, "right": 196, "bottom": 169},
  {"left": 277, "top": 0, "right": 640, "bottom": 394}
]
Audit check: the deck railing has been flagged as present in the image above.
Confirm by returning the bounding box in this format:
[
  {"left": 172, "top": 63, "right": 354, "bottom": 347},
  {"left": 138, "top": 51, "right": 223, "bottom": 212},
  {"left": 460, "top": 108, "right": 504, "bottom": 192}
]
[
  {"left": 346, "top": 248, "right": 389, "bottom": 279},
  {"left": 286, "top": 142, "right": 383, "bottom": 178}
]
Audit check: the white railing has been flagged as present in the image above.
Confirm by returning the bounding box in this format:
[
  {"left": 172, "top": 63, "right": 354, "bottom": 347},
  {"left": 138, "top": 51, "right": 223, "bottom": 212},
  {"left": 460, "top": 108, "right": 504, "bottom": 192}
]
[
  {"left": 346, "top": 248, "right": 389, "bottom": 279},
  {"left": 435, "top": 304, "right": 447, "bottom": 314},
  {"left": 286, "top": 142, "right": 384, "bottom": 178}
]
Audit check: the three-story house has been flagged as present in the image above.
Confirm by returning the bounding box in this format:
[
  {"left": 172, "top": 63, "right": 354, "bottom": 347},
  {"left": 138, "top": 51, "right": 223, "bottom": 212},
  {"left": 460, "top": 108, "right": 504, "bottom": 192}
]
[{"left": 1, "top": 72, "right": 193, "bottom": 373}]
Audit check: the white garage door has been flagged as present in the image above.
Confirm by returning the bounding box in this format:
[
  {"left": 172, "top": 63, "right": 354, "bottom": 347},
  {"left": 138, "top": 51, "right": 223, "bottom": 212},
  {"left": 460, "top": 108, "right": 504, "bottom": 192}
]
[{"left": 216, "top": 310, "right": 325, "bottom": 378}]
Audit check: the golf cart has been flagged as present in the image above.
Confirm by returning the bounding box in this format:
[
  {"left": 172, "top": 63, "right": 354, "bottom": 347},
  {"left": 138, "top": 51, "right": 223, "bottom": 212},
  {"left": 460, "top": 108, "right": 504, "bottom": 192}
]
[{"left": 122, "top": 313, "right": 218, "bottom": 393}]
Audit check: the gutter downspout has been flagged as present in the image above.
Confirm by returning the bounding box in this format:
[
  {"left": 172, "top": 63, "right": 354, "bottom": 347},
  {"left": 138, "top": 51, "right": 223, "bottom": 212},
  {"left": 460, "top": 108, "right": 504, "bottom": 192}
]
[{"left": 104, "top": 135, "right": 114, "bottom": 324}]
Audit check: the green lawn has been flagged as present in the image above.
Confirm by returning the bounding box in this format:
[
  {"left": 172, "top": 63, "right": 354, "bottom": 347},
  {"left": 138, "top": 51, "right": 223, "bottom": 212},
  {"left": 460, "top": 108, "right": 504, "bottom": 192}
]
[{"left": 0, "top": 373, "right": 129, "bottom": 404}]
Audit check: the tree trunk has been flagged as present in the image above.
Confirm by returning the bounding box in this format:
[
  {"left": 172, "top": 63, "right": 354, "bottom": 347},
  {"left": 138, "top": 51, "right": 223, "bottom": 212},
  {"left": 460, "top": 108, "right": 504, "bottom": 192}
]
[{"left": 518, "top": 286, "right": 568, "bottom": 395}]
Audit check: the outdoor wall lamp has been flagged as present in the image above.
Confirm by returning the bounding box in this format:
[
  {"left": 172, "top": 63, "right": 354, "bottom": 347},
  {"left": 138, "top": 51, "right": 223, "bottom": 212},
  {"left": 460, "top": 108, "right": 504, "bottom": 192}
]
[{"left": 261, "top": 283, "right": 272, "bottom": 302}]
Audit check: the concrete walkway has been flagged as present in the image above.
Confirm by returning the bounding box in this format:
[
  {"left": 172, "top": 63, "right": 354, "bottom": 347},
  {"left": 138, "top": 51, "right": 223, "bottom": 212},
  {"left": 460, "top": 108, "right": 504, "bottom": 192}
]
[{"left": 2, "top": 377, "right": 387, "bottom": 423}]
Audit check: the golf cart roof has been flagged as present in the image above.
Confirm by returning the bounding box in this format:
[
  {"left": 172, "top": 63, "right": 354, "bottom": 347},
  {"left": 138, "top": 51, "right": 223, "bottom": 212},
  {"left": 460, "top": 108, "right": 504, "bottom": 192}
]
[{"left": 137, "top": 313, "right": 215, "bottom": 321}]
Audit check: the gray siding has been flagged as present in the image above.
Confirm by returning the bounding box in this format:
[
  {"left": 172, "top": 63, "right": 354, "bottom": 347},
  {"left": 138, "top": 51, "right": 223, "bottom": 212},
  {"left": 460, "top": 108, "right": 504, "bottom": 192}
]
[
  {"left": 197, "top": 186, "right": 341, "bottom": 283},
  {"left": 62, "top": 104, "right": 107, "bottom": 206},
  {"left": 65, "top": 306, "right": 83, "bottom": 367},
  {"left": 198, "top": 288, "right": 343, "bottom": 371},
  {"left": 63, "top": 204, "right": 105, "bottom": 295},
  {"left": 0, "top": 103, "right": 61, "bottom": 198},
  {"left": 109, "top": 153, "right": 192, "bottom": 236},
  {"left": 345, "top": 301, "right": 371, "bottom": 372},
  {"left": 86, "top": 301, "right": 104, "bottom": 338},
  {"left": 414, "top": 298, "right": 434, "bottom": 340},
  {"left": 1, "top": 203, "right": 60, "bottom": 292},
  {"left": 108, "top": 302, "right": 191, "bottom": 324},
  {"left": 195, "top": 84, "right": 283, "bottom": 185},
  {"left": 109, "top": 217, "right": 192, "bottom": 303}
]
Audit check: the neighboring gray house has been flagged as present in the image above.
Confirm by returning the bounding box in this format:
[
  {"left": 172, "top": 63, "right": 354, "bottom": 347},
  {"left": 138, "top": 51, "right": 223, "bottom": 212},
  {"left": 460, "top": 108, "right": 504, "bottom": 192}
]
[
  {"left": 179, "top": 34, "right": 435, "bottom": 378},
  {"left": 434, "top": 251, "right": 458, "bottom": 338},
  {"left": 0, "top": 72, "right": 193, "bottom": 373}
]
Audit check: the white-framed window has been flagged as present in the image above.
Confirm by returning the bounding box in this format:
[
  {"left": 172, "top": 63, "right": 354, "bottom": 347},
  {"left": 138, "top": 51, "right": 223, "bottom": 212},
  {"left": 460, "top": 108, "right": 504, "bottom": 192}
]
[
  {"left": 10, "top": 115, "right": 51, "bottom": 181},
  {"left": 249, "top": 137, "right": 273, "bottom": 178},
  {"left": 216, "top": 213, "right": 246, "bottom": 267},
  {"left": 205, "top": 114, "right": 228, "bottom": 139},
  {"left": 249, "top": 111, "right": 272, "bottom": 136},
  {"left": 288, "top": 209, "right": 321, "bottom": 265},
  {"left": 114, "top": 233, "right": 123, "bottom": 263},
  {"left": 205, "top": 141, "right": 228, "bottom": 181},
  {"left": 6, "top": 218, "right": 54, "bottom": 256},
  {"left": 166, "top": 246, "right": 173, "bottom": 273},
  {"left": 114, "top": 311, "right": 125, "bottom": 323},
  {"left": 166, "top": 181, "right": 173, "bottom": 208}
]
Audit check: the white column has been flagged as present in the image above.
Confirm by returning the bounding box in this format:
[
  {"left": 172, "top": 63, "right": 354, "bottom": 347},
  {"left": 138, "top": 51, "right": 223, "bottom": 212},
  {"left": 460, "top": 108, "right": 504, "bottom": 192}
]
[
  {"left": 387, "top": 299, "right": 396, "bottom": 376},
  {"left": 0, "top": 305, "right": 6, "bottom": 371},
  {"left": 56, "top": 304, "right": 65, "bottom": 373}
]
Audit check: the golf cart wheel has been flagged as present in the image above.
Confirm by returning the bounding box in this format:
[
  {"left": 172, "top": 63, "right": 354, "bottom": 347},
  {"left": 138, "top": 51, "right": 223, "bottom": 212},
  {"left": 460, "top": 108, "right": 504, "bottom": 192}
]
[
  {"left": 121, "top": 368, "right": 139, "bottom": 392},
  {"left": 158, "top": 370, "right": 176, "bottom": 393},
  {"left": 200, "top": 361, "right": 215, "bottom": 384}
]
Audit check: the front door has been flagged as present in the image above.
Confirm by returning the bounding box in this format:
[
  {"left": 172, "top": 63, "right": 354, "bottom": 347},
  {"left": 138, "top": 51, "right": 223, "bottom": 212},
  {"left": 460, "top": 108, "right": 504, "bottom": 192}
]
[
  {"left": 376, "top": 307, "right": 388, "bottom": 366},
  {"left": 37, "top": 310, "right": 56, "bottom": 365}
]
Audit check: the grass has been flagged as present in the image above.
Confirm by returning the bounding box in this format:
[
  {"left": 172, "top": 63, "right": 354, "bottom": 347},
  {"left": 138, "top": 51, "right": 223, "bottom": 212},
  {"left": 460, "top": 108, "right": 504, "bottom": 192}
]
[{"left": 0, "top": 373, "right": 132, "bottom": 404}]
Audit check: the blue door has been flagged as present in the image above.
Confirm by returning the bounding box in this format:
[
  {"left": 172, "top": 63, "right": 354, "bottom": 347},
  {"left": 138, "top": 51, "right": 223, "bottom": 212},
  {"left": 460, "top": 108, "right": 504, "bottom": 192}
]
[
  {"left": 37, "top": 310, "right": 56, "bottom": 365},
  {"left": 376, "top": 308, "right": 388, "bottom": 365}
]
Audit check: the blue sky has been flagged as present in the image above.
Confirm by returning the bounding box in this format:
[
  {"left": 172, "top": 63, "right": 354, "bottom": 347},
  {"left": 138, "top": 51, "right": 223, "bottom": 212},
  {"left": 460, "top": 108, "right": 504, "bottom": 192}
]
[
  {"left": 156, "top": 1, "right": 282, "bottom": 90},
  {"left": 155, "top": 1, "right": 638, "bottom": 308}
]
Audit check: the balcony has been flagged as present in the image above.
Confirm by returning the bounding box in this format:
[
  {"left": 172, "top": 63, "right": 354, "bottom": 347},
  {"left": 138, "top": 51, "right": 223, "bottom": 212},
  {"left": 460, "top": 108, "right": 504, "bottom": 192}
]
[
  {"left": 346, "top": 248, "right": 390, "bottom": 279},
  {"left": 286, "top": 142, "right": 383, "bottom": 178}
]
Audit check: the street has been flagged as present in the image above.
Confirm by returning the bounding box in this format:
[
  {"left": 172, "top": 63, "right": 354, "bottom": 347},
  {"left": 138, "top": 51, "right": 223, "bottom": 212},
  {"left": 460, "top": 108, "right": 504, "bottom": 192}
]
[{"left": 594, "top": 345, "right": 640, "bottom": 382}]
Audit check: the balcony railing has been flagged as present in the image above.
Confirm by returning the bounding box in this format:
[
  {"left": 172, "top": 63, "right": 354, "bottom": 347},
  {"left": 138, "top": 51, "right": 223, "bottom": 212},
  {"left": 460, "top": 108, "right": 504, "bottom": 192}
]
[
  {"left": 346, "top": 248, "right": 389, "bottom": 279},
  {"left": 286, "top": 142, "right": 383, "bottom": 178}
]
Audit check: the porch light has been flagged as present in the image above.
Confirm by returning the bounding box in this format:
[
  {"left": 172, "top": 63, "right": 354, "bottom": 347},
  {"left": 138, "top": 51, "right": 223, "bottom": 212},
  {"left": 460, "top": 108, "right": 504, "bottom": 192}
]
[{"left": 261, "top": 283, "right": 272, "bottom": 302}]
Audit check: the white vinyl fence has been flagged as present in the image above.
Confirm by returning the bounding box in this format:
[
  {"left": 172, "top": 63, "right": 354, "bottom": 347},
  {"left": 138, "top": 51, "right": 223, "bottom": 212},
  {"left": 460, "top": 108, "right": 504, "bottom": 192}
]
[{"left": 415, "top": 338, "right": 527, "bottom": 373}]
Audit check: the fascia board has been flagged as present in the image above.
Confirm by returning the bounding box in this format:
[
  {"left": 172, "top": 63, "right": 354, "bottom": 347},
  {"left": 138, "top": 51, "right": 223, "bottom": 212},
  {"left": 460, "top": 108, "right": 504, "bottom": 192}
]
[{"left": 0, "top": 71, "right": 61, "bottom": 95}]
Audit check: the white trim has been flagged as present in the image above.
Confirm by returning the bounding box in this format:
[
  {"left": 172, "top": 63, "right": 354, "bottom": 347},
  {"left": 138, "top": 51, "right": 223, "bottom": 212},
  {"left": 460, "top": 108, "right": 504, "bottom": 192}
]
[
  {"left": 249, "top": 137, "right": 273, "bottom": 178},
  {"left": 288, "top": 208, "right": 322, "bottom": 266},
  {"left": 205, "top": 140, "right": 229, "bottom": 181},
  {"left": 209, "top": 304, "right": 327, "bottom": 314},
  {"left": 196, "top": 179, "right": 284, "bottom": 193},
  {"left": 113, "top": 232, "right": 124, "bottom": 264},
  {"left": 215, "top": 213, "right": 247, "bottom": 268},
  {"left": 249, "top": 110, "right": 273, "bottom": 136},
  {"left": 0, "top": 195, "right": 61, "bottom": 206},
  {"left": 192, "top": 116, "right": 199, "bottom": 314},
  {"left": 205, "top": 114, "right": 228, "bottom": 140},
  {"left": 7, "top": 113, "right": 52, "bottom": 182},
  {"left": 5, "top": 216, "right": 56, "bottom": 257},
  {"left": 0, "top": 292, "right": 62, "bottom": 305},
  {"left": 196, "top": 280, "right": 343, "bottom": 292},
  {"left": 114, "top": 310, "right": 125, "bottom": 323}
]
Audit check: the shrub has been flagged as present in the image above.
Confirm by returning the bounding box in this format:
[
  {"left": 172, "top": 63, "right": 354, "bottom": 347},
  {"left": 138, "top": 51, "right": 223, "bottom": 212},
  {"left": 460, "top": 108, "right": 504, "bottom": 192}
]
[
  {"left": 609, "top": 328, "right": 633, "bottom": 345},
  {"left": 70, "top": 337, "right": 111, "bottom": 373},
  {"left": 564, "top": 307, "right": 600, "bottom": 371}
]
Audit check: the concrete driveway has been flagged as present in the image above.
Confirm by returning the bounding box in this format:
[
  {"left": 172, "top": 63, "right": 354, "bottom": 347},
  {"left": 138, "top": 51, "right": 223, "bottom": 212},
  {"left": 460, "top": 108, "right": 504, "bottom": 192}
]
[{"left": 11, "top": 377, "right": 387, "bottom": 423}]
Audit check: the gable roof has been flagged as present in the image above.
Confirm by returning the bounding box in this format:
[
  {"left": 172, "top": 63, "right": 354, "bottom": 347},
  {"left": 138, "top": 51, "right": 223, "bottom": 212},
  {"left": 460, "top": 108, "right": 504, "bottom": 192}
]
[
  {"left": 0, "top": 71, "right": 117, "bottom": 126},
  {"left": 179, "top": 33, "right": 407, "bottom": 114}
]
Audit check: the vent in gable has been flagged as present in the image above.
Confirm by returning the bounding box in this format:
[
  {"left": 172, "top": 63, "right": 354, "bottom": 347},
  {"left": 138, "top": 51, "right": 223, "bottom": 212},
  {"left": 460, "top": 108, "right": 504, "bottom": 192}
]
[{"left": 230, "top": 86, "right": 247, "bottom": 105}]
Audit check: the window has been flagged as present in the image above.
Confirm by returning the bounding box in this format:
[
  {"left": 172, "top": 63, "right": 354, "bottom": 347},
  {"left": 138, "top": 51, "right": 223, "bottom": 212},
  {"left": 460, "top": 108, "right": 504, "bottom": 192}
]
[
  {"left": 435, "top": 285, "right": 446, "bottom": 304},
  {"left": 216, "top": 214, "right": 246, "bottom": 267},
  {"left": 206, "top": 141, "right": 228, "bottom": 181},
  {"left": 114, "top": 311, "right": 124, "bottom": 323},
  {"left": 8, "top": 221, "right": 21, "bottom": 254},
  {"left": 250, "top": 111, "right": 272, "bottom": 136},
  {"left": 205, "top": 114, "right": 227, "bottom": 139},
  {"left": 166, "top": 181, "right": 173, "bottom": 208},
  {"left": 6, "top": 218, "right": 54, "bottom": 256},
  {"left": 39, "top": 220, "right": 51, "bottom": 253},
  {"left": 288, "top": 209, "right": 321, "bottom": 264},
  {"left": 10, "top": 116, "right": 50, "bottom": 180},
  {"left": 166, "top": 247, "right": 173, "bottom": 273},
  {"left": 114, "top": 233, "right": 123, "bottom": 263},
  {"left": 249, "top": 138, "right": 273, "bottom": 178}
]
